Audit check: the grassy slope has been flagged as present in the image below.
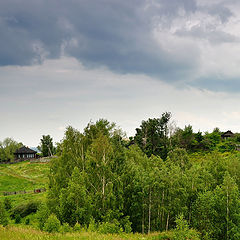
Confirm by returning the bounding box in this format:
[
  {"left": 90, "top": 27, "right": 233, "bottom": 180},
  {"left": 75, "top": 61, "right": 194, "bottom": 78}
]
[{"left": 0, "top": 160, "right": 49, "bottom": 206}]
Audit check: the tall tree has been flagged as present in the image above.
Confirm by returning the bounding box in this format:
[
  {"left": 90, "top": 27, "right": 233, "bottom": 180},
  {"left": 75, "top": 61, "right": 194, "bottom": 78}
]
[
  {"left": 172, "top": 125, "right": 196, "bottom": 151},
  {"left": 39, "top": 135, "right": 54, "bottom": 157},
  {"left": 134, "top": 112, "right": 171, "bottom": 159},
  {"left": 59, "top": 167, "right": 91, "bottom": 226}
]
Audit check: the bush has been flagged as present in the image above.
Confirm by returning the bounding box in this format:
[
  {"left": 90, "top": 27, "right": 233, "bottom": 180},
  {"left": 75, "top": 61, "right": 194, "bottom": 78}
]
[
  {"left": 120, "top": 216, "right": 132, "bottom": 233},
  {"left": 98, "top": 219, "right": 123, "bottom": 234},
  {"left": 43, "top": 214, "right": 61, "bottom": 233},
  {"left": 11, "top": 201, "right": 40, "bottom": 219},
  {"left": 73, "top": 222, "right": 82, "bottom": 232},
  {"left": 14, "top": 214, "right": 21, "bottom": 224},
  {"left": 60, "top": 222, "right": 72, "bottom": 233},
  {"left": 88, "top": 218, "right": 97, "bottom": 232},
  {"left": 25, "top": 217, "right": 30, "bottom": 225},
  {"left": 3, "top": 198, "right": 12, "bottom": 211},
  {"left": 173, "top": 214, "right": 200, "bottom": 240}
]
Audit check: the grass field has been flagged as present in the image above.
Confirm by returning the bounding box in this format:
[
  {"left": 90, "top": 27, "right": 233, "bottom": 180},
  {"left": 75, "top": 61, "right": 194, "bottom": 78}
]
[
  {"left": 0, "top": 226, "right": 166, "bottom": 240},
  {"left": 0, "top": 160, "right": 49, "bottom": 206}
]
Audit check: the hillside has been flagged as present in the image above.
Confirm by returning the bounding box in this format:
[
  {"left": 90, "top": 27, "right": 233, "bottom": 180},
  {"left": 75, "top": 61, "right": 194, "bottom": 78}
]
[{"left": 0, "top": 160, "right": 49, "bottom": 207}]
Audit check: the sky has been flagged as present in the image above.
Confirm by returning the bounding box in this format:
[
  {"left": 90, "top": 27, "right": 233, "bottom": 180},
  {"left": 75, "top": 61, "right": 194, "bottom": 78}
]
[{"left": 1, "top": 0, "right": 240, "bottom": 146}]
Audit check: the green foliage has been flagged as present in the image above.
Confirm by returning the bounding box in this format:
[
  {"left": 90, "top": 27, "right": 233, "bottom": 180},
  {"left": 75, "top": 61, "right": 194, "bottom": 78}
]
[
  {"left": 192, "top": 172, "right": 240, "bottom": 239},
  {"left": 217, "top": 140, "right": 236, "bottom": 152},
  {"left": 171, "top": 126, "right": 239, "bottom": 153},
  {"left": 3, "top": 198, "right": 12, "bottom": 211},
  {"left": 43, "top": 118, "right": 240, "bottom": 238},
  {"left": 173, "top": 214, "right": 200, "bottom": 240},
  {"left": 84, "top": 119, "right": 116, "bottom": 142},
  {"left": 38, "top": 135, "right": 55, "bottom": 157},
  {"left": 48, "top": 119, "right": 126, "bottom": 229},
  {"left": 87, "top": 218, "right": 97, "bottom": 232},
  {"left": 172, "top": 125, "right": 196, "bottom": 151},
  {"left": 11, "top": 201, "right": 39, "bottom": 219},
  {"left": 167, "top": 148, "right": 190, "bottom": 170},
  {"left": 98, "top": 219, "right": 123, "bottom": 234},
  {"left": 25, "top": 217, "right": 30, "bottom": 225},
  {"left": 14, "top": 214, "right": 21, "bottom": 224},
  {"left": 58, "top": 167, "right": 91, "bottom": 226},
  {"left": 73, "top": 222, "right": 82, "bottom": 232},
  {"left": 43, "top": 214, "right": 61, "bottom": 233},
  {"left": 0, "top": 138, "right": 22, "bottom": 162},
  {"left": 60, "top": 222, "right": 72, "bottom": 233},
  {"left": 120, "top": 216, "right": 132, "bottom": 233},
  {"left": 36, "top": 203, "right": 50, "bottom": 230},
  {"left": 134, "top": 112, "right": 171, "bottom": 159},
  {"left": 0, "top": 201, "right": 8, "bottom": 226}
]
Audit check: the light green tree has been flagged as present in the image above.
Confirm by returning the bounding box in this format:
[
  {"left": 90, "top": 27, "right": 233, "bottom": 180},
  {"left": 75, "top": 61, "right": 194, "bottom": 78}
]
[
  {"left": 59, "top": 167, "right": 91, "bottom": 226},
  {"left": 39, "top": 135, "right": 54, "bottom": 157}
]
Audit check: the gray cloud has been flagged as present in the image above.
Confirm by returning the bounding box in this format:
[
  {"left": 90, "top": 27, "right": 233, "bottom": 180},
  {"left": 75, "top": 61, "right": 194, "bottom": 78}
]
[
  {"left": 175, "top": 26, "right": 238, "bottom": 43},
  {"left": 1, "top": 0, "right": 240, "bottom": 91},
  {"left": 0, "top": 1, "right": 200, "bottom": 72},
  {"left": 192, "top": 77, "right": 240, "bottom": 93}
]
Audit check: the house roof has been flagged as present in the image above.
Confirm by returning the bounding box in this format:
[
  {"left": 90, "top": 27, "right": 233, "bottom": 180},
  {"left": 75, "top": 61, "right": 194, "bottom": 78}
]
[
  {"left": 221, "top": 130, "right": 234, "bottom": 138},
  {"left": 15, "top": 146, "right": 37, "bottom": 154}
]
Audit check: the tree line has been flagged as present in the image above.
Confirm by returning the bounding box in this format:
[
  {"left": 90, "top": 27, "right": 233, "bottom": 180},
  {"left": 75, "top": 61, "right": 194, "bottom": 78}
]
[
  {"left": 1, "top": 113, "right": 240, "bottom": 239},
  {"left": 43, "top": 115, "right": 240, "bottom": 239}
]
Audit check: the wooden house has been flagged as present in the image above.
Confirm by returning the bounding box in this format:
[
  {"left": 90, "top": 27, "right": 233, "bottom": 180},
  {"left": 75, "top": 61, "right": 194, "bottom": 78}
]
[
  {"left": 221, "top": 130, "right": 234, "bottom": 140},
  {"left": 14, "top": 146, "right": 37, "bottom": 160}
]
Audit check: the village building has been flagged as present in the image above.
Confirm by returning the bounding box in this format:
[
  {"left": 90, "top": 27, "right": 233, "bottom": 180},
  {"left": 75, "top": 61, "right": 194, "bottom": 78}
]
[
  {"left": 221, "top": 130, "right": 234, "bottom": 140},
  {"left": 14, "top": 146, "right": 37, "bottom": 160}
]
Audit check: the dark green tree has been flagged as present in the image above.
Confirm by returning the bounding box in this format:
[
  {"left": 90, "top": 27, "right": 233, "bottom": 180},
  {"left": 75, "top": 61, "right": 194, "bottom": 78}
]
[
  {"left": 172, "top": 125, "right": 196, "bottom": 151},
  {"left": 134, "top": 112, "right": 171, "bottom": 159}
]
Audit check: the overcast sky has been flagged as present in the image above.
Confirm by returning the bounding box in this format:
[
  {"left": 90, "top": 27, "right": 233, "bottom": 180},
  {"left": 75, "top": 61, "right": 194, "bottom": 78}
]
[{"left": 1, "top": 0, "right": 240, "bottom": 146}]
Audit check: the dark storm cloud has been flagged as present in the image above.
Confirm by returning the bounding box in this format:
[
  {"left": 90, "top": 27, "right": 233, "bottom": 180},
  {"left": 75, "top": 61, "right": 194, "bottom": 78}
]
[
  {"left": 0, "top": 1, "right": 196, "bottom": 76},
  {"left": 0, "top": 0, "right": 238, "bottom": 85}
]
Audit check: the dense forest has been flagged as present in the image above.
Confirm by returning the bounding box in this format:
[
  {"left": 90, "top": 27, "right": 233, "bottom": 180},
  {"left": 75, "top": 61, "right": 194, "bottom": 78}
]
[{"left": 2, "top": 113, "right": 240, "bottom": 239}]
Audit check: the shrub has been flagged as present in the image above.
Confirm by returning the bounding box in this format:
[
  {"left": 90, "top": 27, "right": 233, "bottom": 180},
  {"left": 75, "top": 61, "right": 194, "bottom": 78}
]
[
  {"left": 98, "top": 219, "right": 123, "bottom": 234},
  {"left": 11, "top": 201, "right": 40, "bottom": 219},
  {"left": 14, "top": 214, "right": 21, "bottom": 224},
  {"left": 173, "top": 214, "right": 200, "bottom": 240},
  {"left": 25, "top": 217, "right": 30, "bottom": 225},
  {"left": 73, "top": 222, "right": 82, "bottom": 232},
  {"left": 88, "top": 218, "right": 97, "bottom": 232},
  {"left": 60, "top": 222, "right": 72, "bottom": 233},
  {"left": 43, "top": 214, "right": 61, "bottom": 233},
  {"left": 3, "top": 198, "right": 12, "bottom": 211},
  {"left": 120, "top": 216, "right": 132, "bottom": 233}
]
